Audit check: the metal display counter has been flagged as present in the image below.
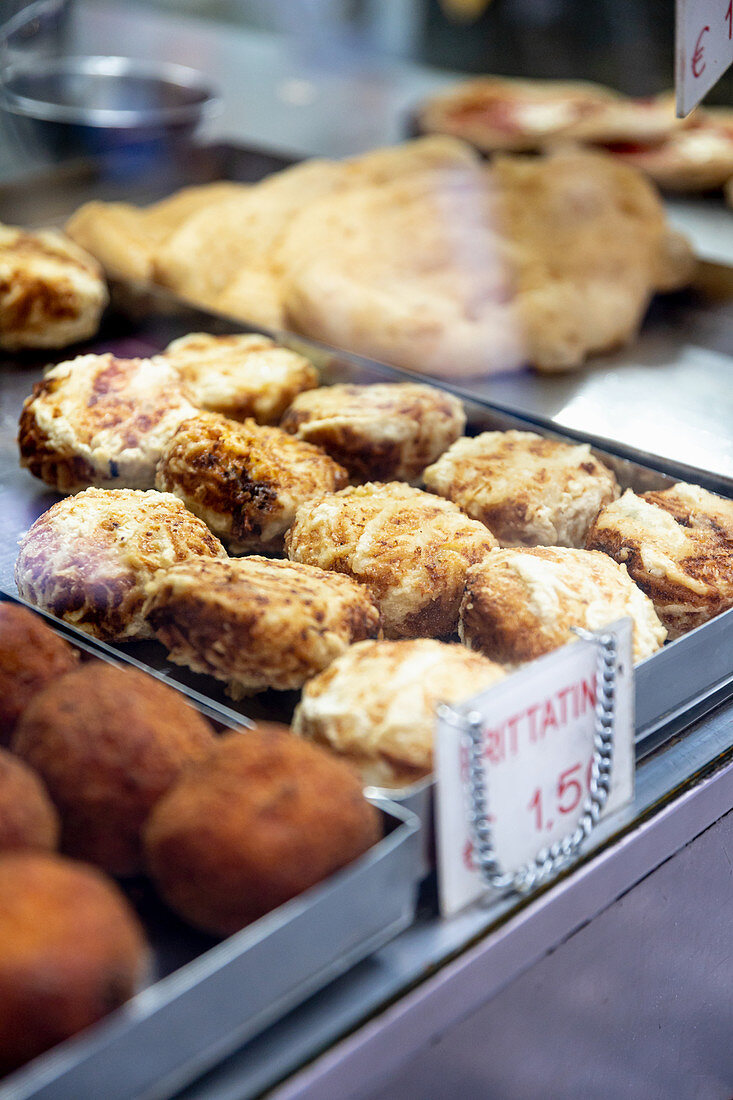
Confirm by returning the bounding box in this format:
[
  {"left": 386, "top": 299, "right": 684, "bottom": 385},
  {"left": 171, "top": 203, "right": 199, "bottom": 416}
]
[{"left": 0, "top": 5, "right": 732, "bottom": 1098}]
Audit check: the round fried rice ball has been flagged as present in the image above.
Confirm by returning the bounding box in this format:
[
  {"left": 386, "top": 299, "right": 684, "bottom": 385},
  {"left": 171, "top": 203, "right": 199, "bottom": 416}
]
[
  {"left": 293, "top": 639, "right": 506, "bottom": 787},
  {"left": 13, "top": 664, "right": 216, "bottom": 876},
  {"left": 162, "top": 331, "right": 318, "bottom": 423},
  {"left": 155, "top": 412, "right": 347, "bottom": 554},
  {"left": 0, "top": 602, "right": 79, "bottom": 745},
  {"left": 586, "top": 483, "right": 733, "bottom": 639},
  {"left": 459, "top": 546, "right": 666, "bottom": 665},
  {"left": 15, "top": 488, "right": 227, "bottom": 641},
  {"left": 143, "top": 729, "right": 381, "bottom": 936},
  {"left": 0, "top": 748, "right": 59, "bottom": 854},
  {"left": 286, "top": 482, "right": 497, "bottom": 638},
  {"left": 280, "top": 382, "right": 466, "bottom": 483},
  {"left": 142, "top": 556, "right": 381, "bottom": 696},
  {"left": 0, "top": 852, "right": 147, "bottom": 1073},
  {"left": 423, "top": 430, "right": 619, "bottom": 547}
]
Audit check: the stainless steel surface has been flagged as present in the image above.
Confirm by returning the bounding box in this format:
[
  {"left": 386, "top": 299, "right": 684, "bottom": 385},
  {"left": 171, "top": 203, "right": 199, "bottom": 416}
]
[
  {"left": 0, "top": 54, "right": 218, "bottom": 129},
  {"left": 179, "top": 697, "right": 733, "bottom": 1100},
  {"left": 363, "top": 805, "right": 733, "bottom": 1100}
]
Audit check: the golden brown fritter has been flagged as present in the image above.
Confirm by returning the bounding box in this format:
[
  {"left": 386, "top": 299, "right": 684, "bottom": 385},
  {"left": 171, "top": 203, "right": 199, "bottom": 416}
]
[
  {"left": 155, "top": 412, "right": 347, "bottom": 554},
  {"left": 286, "top": 482, "right": 497, "bottom": 639},
  {"left": 15, "top": 487, "right": 227, "bottom": 642},
  {"left": 142, "top": 556, "right": 381, "bottom": 697},
  {"left": 0, "top": 602, "right": 79, "bottom": 745},
  {"left": 0, "top": 749, "right": 59, "bottom": 854},
  {"left": 143, "top": 728, "right": 381, "bottom": 936},
  {"left": 0, "top": 224, "right": 108, "bottom": 351},
  {"left": 280, "top": 382, "right": 466, "bottom": 483},
  {"left": 12, "top": 663, "right": 216, "bottom": 876},
  {"left": 586, "top": 483, "right": 733, "bottom": 638},
  {"left": 417, "top": 79, "right": 683, "bottom": 154},
  {"left": 0, "top": 852, "right": 147, "bottom": 1073},
  {"left": 18, "top": 353, "right": 198, "bottom": 493},
  {"left": 459, "top": 546, "right": 666, "bottom": 665},
  {"left": 423, "top": 430, "right": 619, "bottom": 547},
  {"left": 162, "top": 332, "right": 318, "bottom": 424},
  {"left": 293, "top": 639, "right": 506, "bottom": 787}
]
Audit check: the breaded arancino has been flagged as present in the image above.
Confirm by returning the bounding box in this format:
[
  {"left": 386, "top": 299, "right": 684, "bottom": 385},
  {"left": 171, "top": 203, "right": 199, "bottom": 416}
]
[
  {"left": 0, "top": 602, "right": 79, "bottom": 745},
  {"left": 13, "top": 663, "right": 216, "bottom": 876},
  {"left": 0, "top": 852, "right": 148, "bottom": 1073},
  {"left": 144, "top": 729, "right": 381, "bottom": 937},
  {"left": 0, "top": 748, "right": 59, "bottom": 855}
]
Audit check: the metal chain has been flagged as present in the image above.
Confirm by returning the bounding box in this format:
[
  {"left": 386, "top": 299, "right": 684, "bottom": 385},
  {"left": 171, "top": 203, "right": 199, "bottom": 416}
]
[{"left": 458, "top": 628, "right": 618, "bottom": 897}]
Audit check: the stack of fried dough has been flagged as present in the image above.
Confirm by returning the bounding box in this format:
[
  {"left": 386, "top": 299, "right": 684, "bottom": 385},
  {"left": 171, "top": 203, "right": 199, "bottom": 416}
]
[{"left": 66, "top": 136, "right": 696, "bottom": 377}]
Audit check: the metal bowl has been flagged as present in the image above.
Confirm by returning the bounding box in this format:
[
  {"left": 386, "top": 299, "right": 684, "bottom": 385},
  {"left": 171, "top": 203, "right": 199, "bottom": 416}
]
[{"left": 0, "top": 54, "right": 219, "bottom": 155}]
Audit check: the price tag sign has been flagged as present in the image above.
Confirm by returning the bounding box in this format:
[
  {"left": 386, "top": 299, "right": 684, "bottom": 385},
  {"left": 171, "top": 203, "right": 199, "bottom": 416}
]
[
  {"left": 676, "top": 0, "right": 733, "bottom": 115},
  {"left": 435, "top": 620, "right": 635, "bottom": 918}
]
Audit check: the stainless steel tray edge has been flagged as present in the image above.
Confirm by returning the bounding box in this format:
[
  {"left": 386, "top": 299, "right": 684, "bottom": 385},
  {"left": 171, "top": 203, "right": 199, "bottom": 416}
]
[{"left": 0, "top": 799, "right": 420, "bottom": 1100}]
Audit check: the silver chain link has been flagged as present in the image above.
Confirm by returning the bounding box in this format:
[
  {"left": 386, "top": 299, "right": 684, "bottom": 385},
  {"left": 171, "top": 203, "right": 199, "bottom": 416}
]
[{"left": 454, "top": 629, "right": 618, "bottom": 896}]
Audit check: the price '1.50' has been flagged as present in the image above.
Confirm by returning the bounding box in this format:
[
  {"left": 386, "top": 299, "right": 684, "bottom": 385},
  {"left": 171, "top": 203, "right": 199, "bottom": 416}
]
[{"left": 527, "top": 760, "right": 595, "bottom": 834}]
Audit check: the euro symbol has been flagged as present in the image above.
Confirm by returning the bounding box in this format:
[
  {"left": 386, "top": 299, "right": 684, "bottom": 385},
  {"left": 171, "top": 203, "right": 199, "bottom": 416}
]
[{"left": 692, "top": 25, "right": 709, "bottom": 78}]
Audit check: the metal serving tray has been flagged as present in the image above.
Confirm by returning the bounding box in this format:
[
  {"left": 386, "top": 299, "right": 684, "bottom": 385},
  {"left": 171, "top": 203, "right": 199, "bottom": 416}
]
[
  {"left": 0, "top": 597, "right": 420, "bottom": 1100},
  {"left": 2, "top": 286, "right": 732, "bottom": 874}
]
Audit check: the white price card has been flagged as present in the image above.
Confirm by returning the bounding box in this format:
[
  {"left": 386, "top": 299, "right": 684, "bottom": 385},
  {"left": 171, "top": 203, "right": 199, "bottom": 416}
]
[
  {"left": 676, "top": 0, "right": 733, "bottom": 115},
  {"left": 435, "top": 619, "right": 635, "bottom": 919}
]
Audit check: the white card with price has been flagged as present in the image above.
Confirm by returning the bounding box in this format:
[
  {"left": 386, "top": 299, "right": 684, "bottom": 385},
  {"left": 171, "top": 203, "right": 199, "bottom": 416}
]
[{"left": 435, "top": 619, "right": 635, "bottom": 918}]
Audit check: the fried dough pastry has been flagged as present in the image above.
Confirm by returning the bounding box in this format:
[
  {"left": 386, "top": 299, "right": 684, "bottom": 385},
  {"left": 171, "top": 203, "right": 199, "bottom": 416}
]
[
  {"left": 281, "top": 150, "right": 694, "bottom": 376},
  {"left": 65, "top": 181, "right": 246, "bottom": 283},
  {"left": 459, "top": 546, "right": 666, "bottom": 665},
  {"left": 286, "top": 482, "right": 497, "bottom": 638},
  {"left": 0, "top": 224, "right": 107, "bottom": 350},
  {"left": 15, "top": 488, "right": 227, "bottom": 641},
  {"left": 161, "top": 331, "right": 318, "bottom": 423},
  {"left": 607, "top": 109, "right": 733, "bottom": 192},
  {"left": 143, "top": 556, "right": 380, "bottom": 696},
  {"left": 144, "top": 729, "right": 381, "bottom": 936},
  {"left": 0, "top": 853, "right": 147, "bottom": 1072},
  {"left": 423, "top": 430, "right": 619, "bottom": 546},
  {"left": 19, "top": 353, "right": 198, "bottom": 493},
  {"left": 293, "top": 638, "right": 506, "bottom": 787},
  {"left": 417, "top": 78, "right": 684, "bottom": 154},
  {"left": 586, "top": 483, "right": 733, "bottom": 638},
  {"left": 155, "top": 412, "right": 347, "bottom": 554},
  {"left": 280, "top": 382, "right": 465, "bottom": 483}
]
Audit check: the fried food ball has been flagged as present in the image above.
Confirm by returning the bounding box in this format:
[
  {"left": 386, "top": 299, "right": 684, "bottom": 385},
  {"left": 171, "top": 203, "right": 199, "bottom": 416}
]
[
  {"left": 14, "top": 487, "right": 227, "bottom": 642},
  {"left": 18, "top": 353, "right": 199, "bottom": 493},
  {"left": 586, "top": 483, "right": 733, "bottom": 638},
  {"left": 0, "top": 602, "right": 79, "bottom": 745},
  {"left": 155, "top": 412, "right": 347, "bottom": 554},
  {"left": 13, "top": 664, "right": 216, "bottom": 876},
  {"left": 0, "top": 852, "right": 147, "bottom": 1073},
  {"left": 293, "top": 639, "right": 506, "bottom": 787},
  {"left": 280, "top": 382, "right": 466, "bottom": 483},
  {"left": 0, "top": 224, "right": 108, "bottom": 352},
  {"left": 143, "top": 729, "right": 382, "bottom": 936},
  {"left": 459, "top": 546, "right": 666, "bottom": 665},
  {"left": 161, "top": 332, "right": 318, "bottom": 423},
  {"left": 0, "top": 748, "right": 59, "bottom": 854},
  {"left": 423, "top": 430, "right": 619, "bottom": 547},
  {"left": 142, "top": 556, "right": 380, "bottom": 696},
  {"left": 286, "top": 482, "right": 497, "bottom": 638}
]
